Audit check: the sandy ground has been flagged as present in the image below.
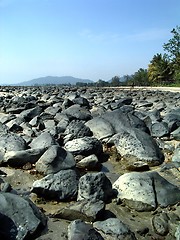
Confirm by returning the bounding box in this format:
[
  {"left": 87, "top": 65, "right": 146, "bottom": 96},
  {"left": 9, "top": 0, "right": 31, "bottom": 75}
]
[{"left": 113, "top": 86, "right": 180, "bottom": 92}]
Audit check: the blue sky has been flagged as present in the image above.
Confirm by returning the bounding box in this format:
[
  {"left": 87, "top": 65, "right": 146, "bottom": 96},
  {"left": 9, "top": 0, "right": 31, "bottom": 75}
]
[{"left": 0, "top": 0, "right": 179, "bottom": 83}]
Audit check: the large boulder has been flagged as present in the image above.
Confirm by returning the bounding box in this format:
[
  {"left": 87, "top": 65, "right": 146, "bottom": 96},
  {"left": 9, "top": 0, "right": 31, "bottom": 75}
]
[
  {"left": 77, "top": 172, "right": 113, "bottom": 203},
  {"left": 64, "top": 137, "right": 103, "bottom": 156},
  {"left": 3, "top": 148, "right": 46, "bottom": 167},
  {"left": 64, "top": 120, "right": 92, "bottom": 142},
  {"left": 35, "top": 145, "right": 75, "bottom": 175},
  {"left": 19, "top": 106, "right": 43, "bottom": 122},
  {"left": 113, "top": 128, "right": 164, "bottom": 166},
  {"left": 29, "top": 132, "right": 57, "bottom": 149},
  {"left": 0, "top": 192, "right": 46, "bottom": 240},
  {"left": 52, "top": 199, "right": 105, "bottom": 222},
  {"left": 93, "top": 218, "right": 136, "bottom": 240},
  {"left": 85, "top": 117, "right": 115, "bottom": 140},
  {"left": 63, "top": 104, "right": 92, "bottom": 121},
  {"left": 113, "top": 171, "right": 180, "bottom": 211},
  {"left": 68, "top": 219, "right": 103, "bottom": 240},
  {"left": 102, "top": 109, "right": 147, "bottom": 133},
  {"left": 0, "top": 122, "right": 27, "bottom": 162},
  {"left": 32, "top": 169, "right": 79, "bottom": 201}
]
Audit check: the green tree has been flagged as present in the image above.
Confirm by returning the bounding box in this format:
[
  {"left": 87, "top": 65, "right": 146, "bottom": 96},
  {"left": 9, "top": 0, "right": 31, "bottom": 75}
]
[
  {"left": 131, "top": 68, "right": 149, "bottom": 86},
  {"left": 111, "top": 76, "right": 120, "bottom": 87},
  {"left": 163, "top": 26, "right": 180, "bottom": 83},
  {"left": 96, "top": 79, "right": 109, "bottom": 87},
  {"left": 148, "top": 54, "right": 172, "bottom": 85}
]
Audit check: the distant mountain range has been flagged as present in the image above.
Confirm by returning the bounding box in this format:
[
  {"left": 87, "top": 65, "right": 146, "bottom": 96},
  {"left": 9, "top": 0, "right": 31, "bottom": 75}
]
[{"left": 15, "top": 76, "right": 94, "bottom": 86}]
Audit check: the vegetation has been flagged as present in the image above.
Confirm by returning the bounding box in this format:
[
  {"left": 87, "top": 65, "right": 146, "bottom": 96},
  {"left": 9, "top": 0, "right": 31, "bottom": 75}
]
[
  {"left": 148, "top": 26, "right": 180, "bottom": 86},
  {"left": 73, "top": 26, "right": 179, "bottom": 88}
]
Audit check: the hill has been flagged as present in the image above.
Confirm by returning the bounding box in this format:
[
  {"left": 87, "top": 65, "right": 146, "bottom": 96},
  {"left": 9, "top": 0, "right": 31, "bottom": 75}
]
[{"left": 15, "top": 76, "right": 93, "bottom": 86}]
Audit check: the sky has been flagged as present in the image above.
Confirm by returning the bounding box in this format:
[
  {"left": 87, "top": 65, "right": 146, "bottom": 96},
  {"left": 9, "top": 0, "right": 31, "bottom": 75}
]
[{"left": 0, "top": 0, "right": 179, "bottom": 84}]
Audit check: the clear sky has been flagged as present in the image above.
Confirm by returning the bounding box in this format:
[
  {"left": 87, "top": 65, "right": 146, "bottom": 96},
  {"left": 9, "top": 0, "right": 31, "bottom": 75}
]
[{"left": 0, "top": 0, "right": 179, "bottom": 84}]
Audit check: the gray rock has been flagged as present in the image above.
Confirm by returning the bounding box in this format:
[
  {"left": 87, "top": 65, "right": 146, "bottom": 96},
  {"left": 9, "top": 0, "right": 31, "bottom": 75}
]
[
  {"left": 3, "top": 148, "right": 46, "bottom": 167},
  {"left": 172, "top": 147, "right": 180, "bottom": 163},
  {"left": 0, "top": 192, "right": 46, "bottom": 240},
  {"left": 43, "top": 119, "right": 56, "bottom": 130},
  {"left": 163, "top": 108, "right": 180, "bottom": 132},
  {"left": 55, "top": 113, "right": 70, "bottom": 132},
  {"left": 150, "top": 121, "right": 169, "bottom": 137},
  {"left": 113, "top": 128, "right": 164, "bottom": 166},
  {"left": 175, "top": 225, "right": 180, "bottom": 240},
  {"left": 171, "top": 127, "right": 180, "bottom": 140},
  {"left": 0, "top": 124, "right": 27, "bottom": 162},
  {"left": 64, "top": 120, "right": 92, "bottom": 142},
  {"left": 77, "top": 172, "right": 113, "bottom": 203},
  {"left": 32, "top": 169, "right": 79, "bottom": 201},
  {"left": 76, "top": 154, "right": 101, "bottom": 171},
  {"left": 148, "top": 171, "right": 180, "bottom": 207},
  {"left": 152, "top": 213, "right": 169, "bottom": 236},
  {"left": 52, "top": 199, "right": 105, "bottom": 222},
  {"left": 86, "top": 117, "right": 115, "bottom": 140},
  {"left": 63, "top": 104, "right": 92, "bottom": 121},
  {"left": 73, "top": 96, "right": 90, "bottom": 108},
  {"left": 126, "top": 161, "right": 149, "bottom": 171},
  {"left": 44, "top": 106, "right": 61, "bottom": 116},
  {"left": 102, "top": 109, "right": 147, "bottom": 133},
  {"left": 19, "top": 106, "right": 43, "bottom": 122},
  {"left": 93, "top": 218, "right": 136, "bottom": 240},
  {"left": 29, "top": 132, "right": 57, "bottom": 149},
  {"left": 68, "top": 219, "right": 103, "bottom": 240},
  {"left": 113, "top": 172, "right": 156, "bottom": 211},
  {"left": 113, "top": 171, "right": 180, "bottom": 211},
  {"left": 35, "top": 145, "right": 75, "bottom": 175},
  {"left": 65, "top": 137, "right": 103, "bottom": 156}
]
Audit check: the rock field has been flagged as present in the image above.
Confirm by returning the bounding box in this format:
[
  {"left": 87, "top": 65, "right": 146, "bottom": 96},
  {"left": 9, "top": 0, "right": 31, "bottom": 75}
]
[{"left": 0, "top": 85, "right": 179, "bottom": 240}]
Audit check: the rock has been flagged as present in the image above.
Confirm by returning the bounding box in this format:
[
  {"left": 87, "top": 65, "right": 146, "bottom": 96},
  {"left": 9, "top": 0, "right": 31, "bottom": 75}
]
[
  {"left": 172, "top": 147, "right": 180, "bottom": 163},
  {"left": 55, "top": 113, "right": 70, "bottom": 132},
  {"left": 0, "top": 123, "right": 27, "bottom": 162},
  {"left": 19, "top": 106, "right": 43, "bottom": 122},
  {"left": 113, "top": 172, "right": 156, "bottom": 211},
  {"left": 62, "top": 98, "right": 74, "bottom": 110},
  {"left": 175, "top": 225, "right": 180, "bottom": 240},
  {"left": 150, "top": 121, "right": 169, "bottom": 137},
  {"left": 63, "top": 104, "right": 92, "bottom": 121},
  {"left": 52, "top": 199, "right": 105, "bottom": 222},
  {"left": 163, "top": 108, "right": 180, "bottom": 132},
  {"left": 29, "top": 132, "right": 57, "bottom": 149},
  {"left": 113, "top": 171, "right": 180, "bottom": 211},
  {"left": 73, "top": 96, "right": 90, "bottom": 108},
  {"left": 64, "top": 120, "right": 92, "bottom": 142},
  {"left": 77, "top": 172, "right": 113, "bottom": 203},
  {"left": 171, "top": 127, "right": 180, "bottom": 140},
  {"left": 76, "top": 154, "right": 101, "bottom": 171},
  {"left": 126, "top": 161, "right": 150, "bottom": 171},
  {"left": 102, "top": 109, "right": 147, "bottom": 133},
  {"left": 35, "top": 145, "right": 75, "bottom": 175},
  {"left": 32, "top": 169, "right": 79, "bottom": 201},
  {"left": 113, "top": 128, "right": 164, "bottom": 166},
  {"left": 0, "top": 192, "right": 46, "bottom": 240},
  {"left": 148, "top": 171, "right": 180, "bottom": 207},
  {"left": 3, "top": 148, "right": 46, "bottom": 167},
  {"left": 64, "top": 137, "right": 103, "bottom": 156},
  {"left": 86, "top": 117, "right": 115, "bottom": 140},
  {"left": 68, "top": 219, "right": 103, "bottom": 240},
  {"left": 44, "top": 106, "right": 61, "bottom": 116},
  {"left": 152, "top": 213, "right": 169, "bottom": 236},
  {"left": 94, "top": 218, "right": 136, "bottom": 240}
]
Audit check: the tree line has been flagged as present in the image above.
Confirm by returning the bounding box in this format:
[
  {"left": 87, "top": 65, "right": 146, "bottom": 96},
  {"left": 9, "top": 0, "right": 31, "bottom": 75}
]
[{"left": 76, "top": 26, "right": 180, "bottom": 87}]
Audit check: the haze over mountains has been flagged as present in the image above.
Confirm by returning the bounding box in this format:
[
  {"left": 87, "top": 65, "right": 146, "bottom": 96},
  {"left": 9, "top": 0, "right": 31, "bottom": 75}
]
[{"left": 14, "top": 76, "right": 94, "bottom": 86}]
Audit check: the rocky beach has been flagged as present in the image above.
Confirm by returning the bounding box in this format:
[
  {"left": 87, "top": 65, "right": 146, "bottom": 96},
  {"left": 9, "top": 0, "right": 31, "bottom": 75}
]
[{"left": 0, "top": 85, "right": 179, "bottom": 240}]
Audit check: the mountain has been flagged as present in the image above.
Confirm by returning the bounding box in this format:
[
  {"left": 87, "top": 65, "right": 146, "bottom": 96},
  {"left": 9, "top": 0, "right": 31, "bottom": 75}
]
[{"left": 15, "top": 76, "right": 94, "bottom": 86}]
